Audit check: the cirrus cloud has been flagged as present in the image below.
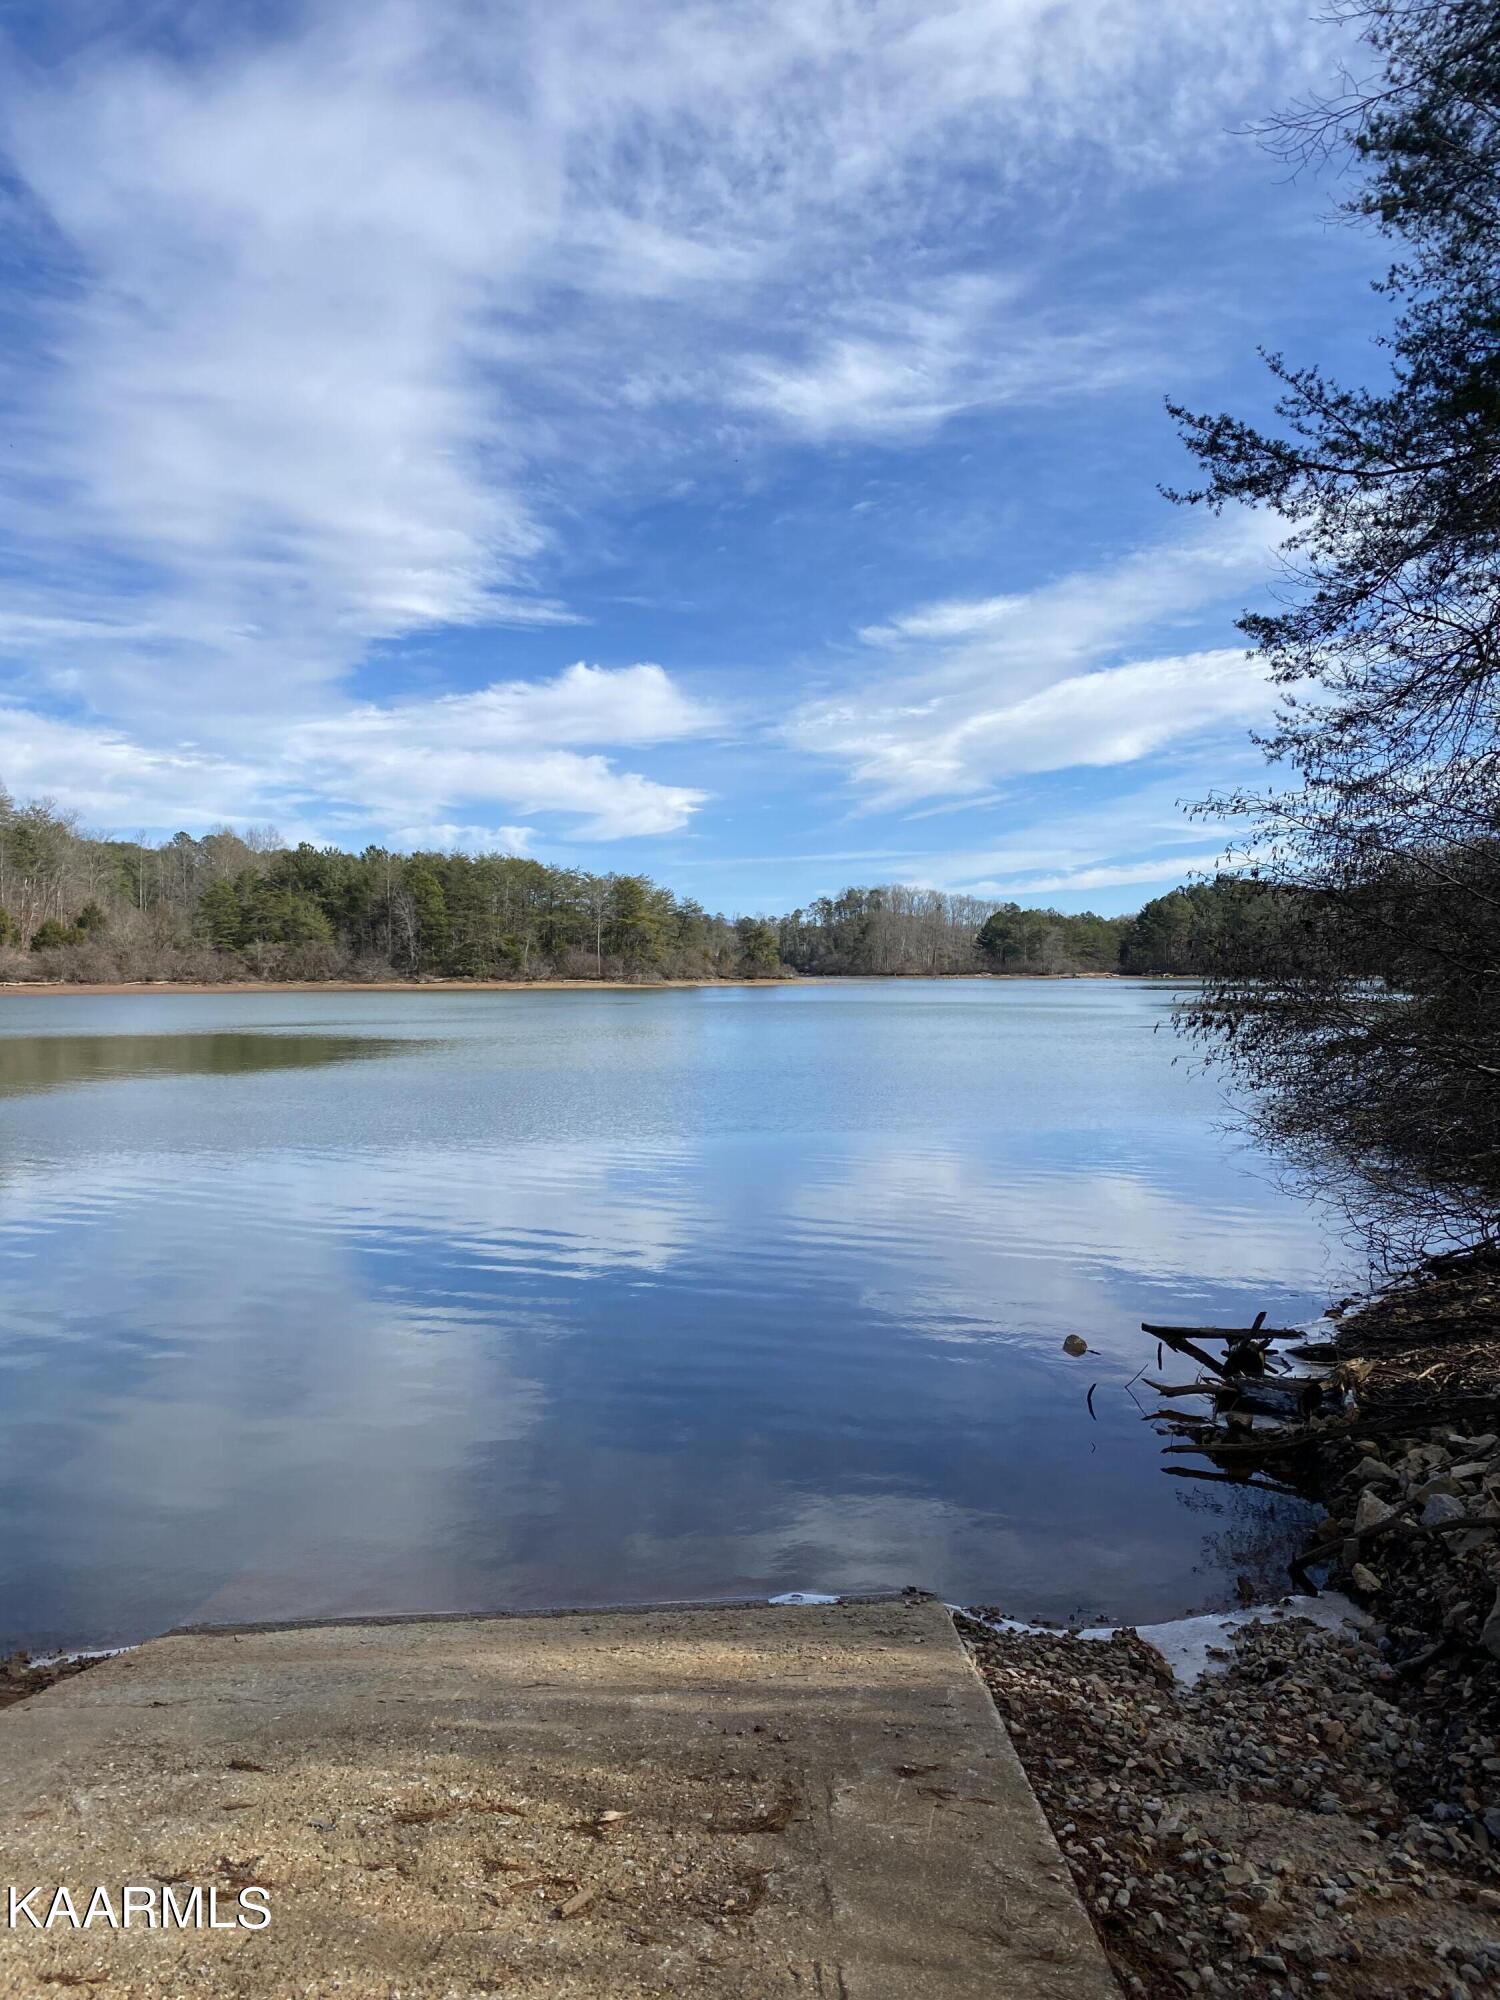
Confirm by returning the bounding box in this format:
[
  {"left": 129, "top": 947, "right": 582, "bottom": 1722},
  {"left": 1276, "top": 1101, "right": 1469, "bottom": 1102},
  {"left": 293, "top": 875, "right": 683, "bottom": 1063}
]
[
  {"left": 786, "top": 516, "right": 1284, "bottom": 811},
  {"left": 0, "top": 0, "right": 1340, "bottom": 875}
]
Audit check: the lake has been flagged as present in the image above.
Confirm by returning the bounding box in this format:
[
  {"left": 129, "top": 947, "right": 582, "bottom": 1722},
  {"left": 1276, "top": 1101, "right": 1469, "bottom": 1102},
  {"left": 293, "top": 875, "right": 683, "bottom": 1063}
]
[{"left": 0, "top": 980, "right": 1343, "bottom": 1653}]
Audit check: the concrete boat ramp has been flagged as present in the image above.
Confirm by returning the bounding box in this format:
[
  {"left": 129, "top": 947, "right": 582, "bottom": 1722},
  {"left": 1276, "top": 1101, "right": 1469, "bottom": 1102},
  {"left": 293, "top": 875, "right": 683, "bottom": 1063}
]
[{"left": 0, "top": 1597, "right": 1116, "bottom": 1998}]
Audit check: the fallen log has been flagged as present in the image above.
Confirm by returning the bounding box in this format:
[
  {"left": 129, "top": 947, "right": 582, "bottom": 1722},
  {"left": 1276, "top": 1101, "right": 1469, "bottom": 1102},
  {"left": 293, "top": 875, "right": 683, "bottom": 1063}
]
[
  {"left": 1145, "top": 1376, "right": 1319, "bottom": 1408},
  {"left": 1141, "top": 1323, "right": 1302, "bottom": 1342},
  {"left": 1282, "top": 1498, "right": 1500, "bottom": 1591},
  {"left": 1142, "top": 1324, "right": 1230, "bottom": 1380}
]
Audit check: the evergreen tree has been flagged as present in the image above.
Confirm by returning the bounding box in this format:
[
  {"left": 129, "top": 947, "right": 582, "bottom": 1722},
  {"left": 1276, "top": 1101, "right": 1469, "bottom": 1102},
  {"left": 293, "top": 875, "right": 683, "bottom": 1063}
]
[
  {"left": 1169, "top": 0, "right": 1500, "bottom": 1251},
  {"left": 734, "top": 917, "right": 780, "bottom": 976},
  {"left": 404, "top": 862, "right": 450, "bottom": 972},
  {"left": 195, "top": 879, "right": 245, "bottom": 953}
]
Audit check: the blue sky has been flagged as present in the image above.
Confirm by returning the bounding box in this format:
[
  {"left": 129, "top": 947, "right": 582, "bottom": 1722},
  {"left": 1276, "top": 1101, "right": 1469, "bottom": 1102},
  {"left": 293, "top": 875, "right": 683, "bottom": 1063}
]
[{"left": 0, "top": 0, "right": 1384, "bottom": 914}]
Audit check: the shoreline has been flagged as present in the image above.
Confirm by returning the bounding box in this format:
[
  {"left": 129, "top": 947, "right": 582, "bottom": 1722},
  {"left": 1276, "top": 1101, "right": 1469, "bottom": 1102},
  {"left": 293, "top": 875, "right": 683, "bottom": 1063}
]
[
  {"left": 0, "top": 969, "right": 1160, "bottom": 998},
  {"left": 965, "top": 1252, "right": 1500, "bottom": 1996}
]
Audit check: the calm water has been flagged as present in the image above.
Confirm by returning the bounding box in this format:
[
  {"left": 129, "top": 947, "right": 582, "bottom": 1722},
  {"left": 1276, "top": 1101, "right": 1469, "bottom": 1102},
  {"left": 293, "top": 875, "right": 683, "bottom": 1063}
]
[{"left": 0, "top": 981, "right": 1342, "bottom": 1652}]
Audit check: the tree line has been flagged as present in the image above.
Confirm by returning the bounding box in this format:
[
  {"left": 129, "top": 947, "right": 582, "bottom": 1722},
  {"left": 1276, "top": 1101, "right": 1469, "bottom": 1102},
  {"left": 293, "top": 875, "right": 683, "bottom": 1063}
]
[
  {"left": 0, "top": 790, "right": 1259, "bottom": 985},
  {"left": 0, "top": 795, "right": 772, "bottom": 983},
  {"left": 776, "top": 882, "right": 1287, "bottom": 977}
]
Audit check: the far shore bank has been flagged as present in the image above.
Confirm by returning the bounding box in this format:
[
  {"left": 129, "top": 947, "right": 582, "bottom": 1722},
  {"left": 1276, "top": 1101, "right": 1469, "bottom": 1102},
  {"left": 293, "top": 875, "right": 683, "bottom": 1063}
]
[{"left": 0, "top": 970, "right": 1156, "bottom": 998}]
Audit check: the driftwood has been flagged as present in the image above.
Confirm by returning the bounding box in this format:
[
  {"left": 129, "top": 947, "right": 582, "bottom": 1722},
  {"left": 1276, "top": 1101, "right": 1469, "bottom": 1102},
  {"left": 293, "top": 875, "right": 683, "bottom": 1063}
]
[
  {"left": 1144, "top": 1376, "right": 1319, "bottom": 1415},
  {"left": 1287, "top": 1341, "right": 1338, "bottom": 1363},
  {"left": 1288, "top": 1505, "right": 1500, "bottom": 1591},
  {"left": 1139, "top": 1309, "right": 1349, "bottom": 1549},
  {"left": 1142, "top": 1323, "right": 1230, "bottom": 1380},
  {"left": 1141, "top": 1322, "right": 1301, "bottom": 1342}
]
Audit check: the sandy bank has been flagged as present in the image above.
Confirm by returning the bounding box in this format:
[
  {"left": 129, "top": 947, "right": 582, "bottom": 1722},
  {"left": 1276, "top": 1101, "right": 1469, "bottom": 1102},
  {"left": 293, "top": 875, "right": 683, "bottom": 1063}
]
[
  {"left": 0, "top": 971, "right": 1136, "bottom": 998},
  {"left": 0, "top": 976, "right": 782, "bottom": 996}
]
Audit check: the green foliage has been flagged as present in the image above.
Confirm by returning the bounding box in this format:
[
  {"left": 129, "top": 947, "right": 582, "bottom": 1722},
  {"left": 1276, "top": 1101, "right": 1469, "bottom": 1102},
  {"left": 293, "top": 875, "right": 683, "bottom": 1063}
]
[
  {"left": 606, "top": 875, "right": 666, "bottom": 972},
  {"left": 1117, "top": 880, "right": 1295, "bottom": 975},
  {"left": 25, "top": 900, "right": 114, "bottom": 952},
  {"left": 195, "top": 879, "right": 245, "bottom": 953},
  {"left": 245, "top": 884, "right": 335, "bottom": 948},
  {"left": 973, "top": 904, "right": 1123, "bottom": 973},
  {"left": 403, "top": 862, "right": 450, "bottom": 971},
  {"left": 735, "top": 917, "right": 781, "bottom": 976}
]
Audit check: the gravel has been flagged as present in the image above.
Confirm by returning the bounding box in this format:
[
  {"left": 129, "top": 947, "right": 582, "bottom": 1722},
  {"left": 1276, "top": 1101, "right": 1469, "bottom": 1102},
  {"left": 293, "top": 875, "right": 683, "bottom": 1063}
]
[{"left": 962, "top": 1607, "right": 1500, "bottom": 1997}]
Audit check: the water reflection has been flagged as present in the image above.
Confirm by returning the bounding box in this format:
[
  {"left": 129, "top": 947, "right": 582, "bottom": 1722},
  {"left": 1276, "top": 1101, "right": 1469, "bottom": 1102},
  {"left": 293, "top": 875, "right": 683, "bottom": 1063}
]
[
  {"left": 0, "top": 1031, "right": 418, "bottom": 1098},
  {"left": 0, "top": 984, "right": 1341, "bottom": 1650}
]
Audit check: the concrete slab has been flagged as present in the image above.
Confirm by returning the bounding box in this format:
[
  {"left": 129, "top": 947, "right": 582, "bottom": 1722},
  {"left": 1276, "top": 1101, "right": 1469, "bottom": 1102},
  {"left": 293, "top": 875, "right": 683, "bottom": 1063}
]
[{"left": 0, "top": 1599, "right": 1116, "bottom": 1999}]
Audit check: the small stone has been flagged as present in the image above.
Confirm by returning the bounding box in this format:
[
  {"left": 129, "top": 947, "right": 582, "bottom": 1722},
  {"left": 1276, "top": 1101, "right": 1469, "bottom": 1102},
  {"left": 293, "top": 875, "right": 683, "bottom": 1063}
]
[
  {"left": 1350, "top": 1564, "right": 1383, "bottom": 1594},
  {"left": 1422, "top": 1493, "right": 1467, "bottom": 1527},
  {"left": 1413, "top": 1476, "right": 1460, "bottom": 1505},
  {"left": 1353, "top": 1489, "right": 1396, "bottom": 1534}
]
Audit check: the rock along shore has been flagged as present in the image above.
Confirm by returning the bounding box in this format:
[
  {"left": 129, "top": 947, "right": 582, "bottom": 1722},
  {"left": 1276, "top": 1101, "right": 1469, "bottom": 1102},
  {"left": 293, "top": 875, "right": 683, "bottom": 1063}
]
[{"left": 958, "top": 1250, "right": 1500, "bottom": 2000}]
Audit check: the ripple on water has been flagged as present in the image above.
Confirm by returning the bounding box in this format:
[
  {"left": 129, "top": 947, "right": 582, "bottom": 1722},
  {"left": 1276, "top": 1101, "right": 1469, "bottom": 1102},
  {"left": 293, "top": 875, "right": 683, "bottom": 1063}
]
[{"left": 0, "top": 983, "right": 1338, "bottom": 1650}]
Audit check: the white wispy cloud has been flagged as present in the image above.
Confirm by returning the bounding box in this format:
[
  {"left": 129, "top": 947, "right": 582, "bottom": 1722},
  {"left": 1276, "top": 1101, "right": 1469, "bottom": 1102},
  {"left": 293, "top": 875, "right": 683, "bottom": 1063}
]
[
  {"left": 318, "top": 663, "right": 715, "bottom": 754},
  {"left": 0, "top": 0, "right": 1332, "bottom": 840},
  {"left": 786, "top": 515, "right": 1283, "bottom": 809},
  {"left": 0, "top": 662, "right": 711, "bottom": 840},
  {"left": 872, "top": 766, "right": 1260, "bottom": 904},
  {"left": 962, "top": 851, "right": 1232, "bottom": 896},
  {"left": 386, "top": 823, "right": 537, "bottom": 856},
  {"left": 731, "top": 275, "right": 1163, "bottom": 442}
]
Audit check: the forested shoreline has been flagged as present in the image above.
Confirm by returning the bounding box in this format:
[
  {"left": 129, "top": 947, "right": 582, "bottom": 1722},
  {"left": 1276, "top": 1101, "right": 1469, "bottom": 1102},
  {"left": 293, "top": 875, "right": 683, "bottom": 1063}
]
[{"left": 0, "top": 790, "right": 1260, "bottom": 986}]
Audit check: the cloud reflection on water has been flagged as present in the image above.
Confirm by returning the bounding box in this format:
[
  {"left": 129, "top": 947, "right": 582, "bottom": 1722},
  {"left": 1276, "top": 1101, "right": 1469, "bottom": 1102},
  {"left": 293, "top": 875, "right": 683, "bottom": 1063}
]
[{"left": 0, "top": 984, "right": 1339, "bottom": 1647}]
